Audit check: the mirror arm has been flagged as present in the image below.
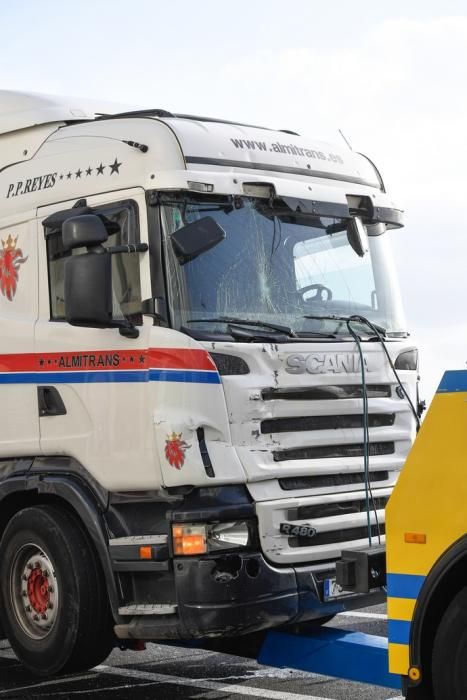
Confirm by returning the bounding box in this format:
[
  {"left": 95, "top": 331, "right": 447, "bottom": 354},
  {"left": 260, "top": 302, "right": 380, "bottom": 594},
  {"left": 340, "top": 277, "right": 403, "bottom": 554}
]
[
  {"left": 114, "top": 320, "right": 140, "bottom": 339},
  {"left": 107, "top": 243, "right": 149, "bottom": 255},
  {"left": 141, "top": 297, "right": 168, "bottom": 325},
  {"left": 108, "top": 242, "right": 149, "bottom": 336}
]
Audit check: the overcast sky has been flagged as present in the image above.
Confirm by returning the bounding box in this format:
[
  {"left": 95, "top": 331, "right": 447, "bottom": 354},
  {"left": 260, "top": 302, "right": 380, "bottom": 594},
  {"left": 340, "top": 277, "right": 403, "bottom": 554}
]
[{"left": 1, "top": 0, "right": 466, "bottom": 403}]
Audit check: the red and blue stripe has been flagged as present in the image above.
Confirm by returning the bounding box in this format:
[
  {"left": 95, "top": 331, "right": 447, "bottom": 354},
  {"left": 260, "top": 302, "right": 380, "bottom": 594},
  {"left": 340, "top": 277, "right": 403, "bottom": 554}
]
[{"left": 0, "top": 348, "right": 221, "bottom": 385}]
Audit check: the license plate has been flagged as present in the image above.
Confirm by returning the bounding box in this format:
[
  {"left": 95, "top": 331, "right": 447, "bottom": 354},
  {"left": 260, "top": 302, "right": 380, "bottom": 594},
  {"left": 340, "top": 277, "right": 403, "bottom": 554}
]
[{"left": 323, "top": 577, "right": 353, "bottom": 601}]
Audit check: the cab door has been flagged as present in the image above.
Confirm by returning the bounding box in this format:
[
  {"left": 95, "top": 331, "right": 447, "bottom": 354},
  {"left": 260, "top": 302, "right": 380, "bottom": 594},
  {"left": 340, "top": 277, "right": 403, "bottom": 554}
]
[
  {"left": 35, "top": 188, "right": 157, "bottom": 491},
  {"left": 0, "top": 217, "right": 40, "bottom": 456}
]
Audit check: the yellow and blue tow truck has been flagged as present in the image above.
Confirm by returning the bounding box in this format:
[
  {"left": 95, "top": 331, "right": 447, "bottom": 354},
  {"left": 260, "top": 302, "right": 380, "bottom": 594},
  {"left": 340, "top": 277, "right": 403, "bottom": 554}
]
[{"left": 257, "top": 369, "right": 467, "bottom": 699}]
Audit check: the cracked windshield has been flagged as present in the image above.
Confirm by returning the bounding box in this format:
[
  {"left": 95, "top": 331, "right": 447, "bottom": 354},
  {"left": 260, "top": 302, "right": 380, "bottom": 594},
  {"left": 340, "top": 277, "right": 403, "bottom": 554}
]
[{"left": 161, "top": 195, "right": 406, "bottom": 338}]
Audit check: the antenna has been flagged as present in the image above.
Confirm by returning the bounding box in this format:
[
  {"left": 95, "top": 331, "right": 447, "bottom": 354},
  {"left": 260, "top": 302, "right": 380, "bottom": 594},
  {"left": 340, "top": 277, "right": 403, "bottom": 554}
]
[{"left": 338, "top": 129, "right": 353, "bottom": 150}]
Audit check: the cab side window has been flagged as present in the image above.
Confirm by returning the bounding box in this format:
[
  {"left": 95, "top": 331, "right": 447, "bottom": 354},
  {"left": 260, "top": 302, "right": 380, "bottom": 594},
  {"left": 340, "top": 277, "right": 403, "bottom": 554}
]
[{"left": 45, "top": 201, "right": 142, "bottom": 324}]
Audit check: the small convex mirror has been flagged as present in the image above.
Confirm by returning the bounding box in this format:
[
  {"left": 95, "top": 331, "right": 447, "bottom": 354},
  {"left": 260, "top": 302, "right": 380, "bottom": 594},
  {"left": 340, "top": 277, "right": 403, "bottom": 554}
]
[
  {"left": 62, "top": 214, "right": 108, "bottom": 251},
  {"left": 171, "top": 216, "right": 226, "bottom": 264},
  {"left": 346, "top": 216, "right": 369, "bottom": 257}
]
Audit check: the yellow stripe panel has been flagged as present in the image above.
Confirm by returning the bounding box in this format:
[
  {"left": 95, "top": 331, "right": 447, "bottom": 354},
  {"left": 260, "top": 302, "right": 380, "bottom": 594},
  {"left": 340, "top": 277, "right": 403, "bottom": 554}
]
[
  {"left": 387, "top": 597, "right": 416, "bottom": 622},
  {"left": 388, "top": 642, "right": 410, "bottom": 675}
]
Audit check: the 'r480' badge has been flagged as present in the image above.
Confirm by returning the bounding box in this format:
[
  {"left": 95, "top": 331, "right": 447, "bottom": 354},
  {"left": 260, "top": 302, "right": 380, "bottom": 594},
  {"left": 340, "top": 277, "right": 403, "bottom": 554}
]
[{"left": 280, "top": 523, "right": 317, "bottom": 538}]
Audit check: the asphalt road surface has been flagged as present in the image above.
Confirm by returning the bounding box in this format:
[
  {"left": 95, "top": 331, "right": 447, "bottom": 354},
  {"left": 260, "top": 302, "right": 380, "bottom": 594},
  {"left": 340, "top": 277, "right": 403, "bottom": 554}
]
[{"left": 0, "top": 605, "right": 404, "bottom": 700}]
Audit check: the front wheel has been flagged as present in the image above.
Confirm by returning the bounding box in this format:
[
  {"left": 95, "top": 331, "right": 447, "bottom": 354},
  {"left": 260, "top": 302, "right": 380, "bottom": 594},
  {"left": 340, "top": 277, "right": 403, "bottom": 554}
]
[
  {"left": 0, "top": 505, "right": 115, "bottom": 676},
  {"left": 432, "top": 586, "right": 467, "bottom": 699}
]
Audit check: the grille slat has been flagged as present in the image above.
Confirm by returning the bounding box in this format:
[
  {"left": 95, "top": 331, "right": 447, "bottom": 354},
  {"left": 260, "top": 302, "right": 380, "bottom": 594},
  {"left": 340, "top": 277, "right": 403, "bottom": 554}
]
[
  {"left": 262, "top": 413, "right": 395, "bottom": 434},
  {"left": 279, "top": 470, "right": 389, "bottom": 490},
  {"left": 262, "top": 384, "right": 391, "bottom": 401},
  {"left": 291, "top": 495, "right": 389, "bottom": 520},
  {"left": 290, "top": 523, "right": 385, "bottom": 547},
  {"left": 274, "top": 441, "right": 395, "bottom": 462}
]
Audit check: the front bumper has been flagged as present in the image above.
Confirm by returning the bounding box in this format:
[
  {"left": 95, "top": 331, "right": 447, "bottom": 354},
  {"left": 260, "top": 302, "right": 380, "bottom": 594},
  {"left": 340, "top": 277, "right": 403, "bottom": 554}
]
[{"left": 114, "top": 549, "right": 384, "bottom": 640}]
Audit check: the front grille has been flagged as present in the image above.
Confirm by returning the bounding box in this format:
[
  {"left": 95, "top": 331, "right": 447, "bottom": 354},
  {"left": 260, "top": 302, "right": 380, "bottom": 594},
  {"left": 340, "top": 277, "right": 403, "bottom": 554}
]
[
  {"left": 289, "top": 523, "right": 385, "bottom": 547},
  {"left": 261, "top": 413, "right": 395, "bottom": 434},
  {"left": 279, "top": 470, "right": 389, "bottom": 490},
  {"left": 262, "top": 384, "right": 392, "bottom": 401},
  {"left": 291, "top": 495, "right": 389, "bottom": 520},
  {"left": 273, "top": 441, "right": 395, "bottom": 462}
]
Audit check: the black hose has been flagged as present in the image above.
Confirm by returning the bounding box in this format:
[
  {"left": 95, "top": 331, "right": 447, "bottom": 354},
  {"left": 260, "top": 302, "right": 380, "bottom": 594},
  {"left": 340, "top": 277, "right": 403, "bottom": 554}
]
[
  {"left": 346, "top": 319, "right": 381, "bottom": 546},
  {"left": 346, "top": 313, "right": 422, "bottom": 547},
  {"left": 349, "top": 315, "right": 421, "bottom": 431}
]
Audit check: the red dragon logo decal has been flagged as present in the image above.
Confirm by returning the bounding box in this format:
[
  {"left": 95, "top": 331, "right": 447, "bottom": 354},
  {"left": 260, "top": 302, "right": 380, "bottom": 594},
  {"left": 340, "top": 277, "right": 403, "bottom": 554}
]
[
  {"left": 0, "top": 234, "right": 28, "bottom": 301},
  {"left": 165, "top": 432, "right": 191, "bottom": 470}
]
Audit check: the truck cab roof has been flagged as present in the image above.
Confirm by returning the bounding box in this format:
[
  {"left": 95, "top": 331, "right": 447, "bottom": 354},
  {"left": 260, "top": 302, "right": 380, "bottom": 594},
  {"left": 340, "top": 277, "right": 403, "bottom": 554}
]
[
  {"left": 0, "top": 90, "right": 97, "bottom": 135},
  {"left": 0, "top": 91, "right": 396, "bottom": 222}
]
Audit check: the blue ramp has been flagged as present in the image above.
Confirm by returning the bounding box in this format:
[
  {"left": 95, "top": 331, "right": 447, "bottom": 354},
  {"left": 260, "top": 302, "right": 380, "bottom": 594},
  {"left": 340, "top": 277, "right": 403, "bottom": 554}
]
[{"left": 258, "top": 627, "right": 400, "bottom": 690}]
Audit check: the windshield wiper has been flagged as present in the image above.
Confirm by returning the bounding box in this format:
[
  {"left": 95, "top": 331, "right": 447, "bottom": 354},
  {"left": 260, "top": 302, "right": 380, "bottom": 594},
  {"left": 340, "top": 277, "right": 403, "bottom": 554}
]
[
  {"left": 302, "top": 314, "right": 387, "bottom": 337},
  {"left": 297, "top": 331, "right": 339, "bottom": 339},
  {"left": 186, "top": 316, "right": 298, "bottom": 338}
]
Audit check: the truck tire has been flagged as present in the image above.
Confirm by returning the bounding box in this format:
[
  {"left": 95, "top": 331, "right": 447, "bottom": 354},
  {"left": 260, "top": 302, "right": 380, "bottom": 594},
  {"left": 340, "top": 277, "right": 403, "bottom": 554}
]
[
  {"left": 0, "top": 504, "right": 115, "bottom": 676},
  {"left": 432, "top": 586, "right": 467, "bottom": 699}
]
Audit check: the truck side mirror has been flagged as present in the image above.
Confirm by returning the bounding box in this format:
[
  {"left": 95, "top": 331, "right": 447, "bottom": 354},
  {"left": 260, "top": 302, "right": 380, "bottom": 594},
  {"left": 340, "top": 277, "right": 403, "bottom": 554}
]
[
  {"left": 62, "top": 214, "right": 108, "bottom": 250},
  {"left": 64, "top": 251, "right": 113, "bottom": 327},
  {"left": 346, "top": 216, "right": 369, "bottom": 258},
  {"left": 62, "top": 213, "right": 140, "bottom": 337},
  {"left": 63, "top": 214, "right": 113, "bottom": 328},
  {"left": 171, "top": 216, "right": 225, "bottom": 264}
]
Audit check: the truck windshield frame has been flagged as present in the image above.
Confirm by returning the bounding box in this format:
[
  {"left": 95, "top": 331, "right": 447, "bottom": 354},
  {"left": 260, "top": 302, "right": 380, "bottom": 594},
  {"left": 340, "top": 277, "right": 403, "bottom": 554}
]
[{"left": 158, "top": 193, "right": 407, "bottom": 339}]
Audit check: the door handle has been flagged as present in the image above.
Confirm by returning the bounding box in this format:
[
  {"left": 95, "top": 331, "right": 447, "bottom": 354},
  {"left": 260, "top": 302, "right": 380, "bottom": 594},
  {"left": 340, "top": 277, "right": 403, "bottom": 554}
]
[{"left": 37, "top": 386, "right": 67, "bottom": 417}]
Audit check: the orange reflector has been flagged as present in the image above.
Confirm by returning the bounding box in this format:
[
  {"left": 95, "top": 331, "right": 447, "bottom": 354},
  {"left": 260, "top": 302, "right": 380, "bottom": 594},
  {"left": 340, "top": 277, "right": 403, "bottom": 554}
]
[
  {"left": 409, "top": 666, "right": 421, "bottom": 682},
  {"left": 172, "top": 524, "right": 207, "bottom": 556},
  {"left": 404, "top": 532, "right": 427, "bottom": 544},
  {"left": 139, "top": 546, "right": 153, "bottom": 560}
]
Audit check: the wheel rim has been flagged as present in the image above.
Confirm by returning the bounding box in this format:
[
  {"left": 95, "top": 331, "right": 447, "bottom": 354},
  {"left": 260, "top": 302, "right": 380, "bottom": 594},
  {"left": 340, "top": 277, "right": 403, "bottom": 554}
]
[{"left": 9, "top": 544, "right": 59, "bottom": 640}]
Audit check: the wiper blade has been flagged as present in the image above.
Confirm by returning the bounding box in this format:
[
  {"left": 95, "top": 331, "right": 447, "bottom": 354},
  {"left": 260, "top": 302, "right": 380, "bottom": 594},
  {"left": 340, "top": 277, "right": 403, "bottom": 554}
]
[
  {"left": 187, "top": 316, "right": 298, "bottom": 337},
  {"left": 297, "top": 331, "right": 339, "bottom": 339},
  {"left": 302, "top": 314, "right": 387, "bottom": 336}
]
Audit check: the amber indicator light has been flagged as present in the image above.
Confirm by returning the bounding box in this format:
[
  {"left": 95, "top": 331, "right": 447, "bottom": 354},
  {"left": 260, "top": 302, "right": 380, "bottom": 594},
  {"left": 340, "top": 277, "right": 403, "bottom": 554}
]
[
  {"left": 404, "top": 532, "right": 427, "bottom": 545},
  {"left": 172, "top": 524, "right": 207, "bottom": 556},
  {"left": 139, "top": 546, "right": 153, "bottom": 560}
]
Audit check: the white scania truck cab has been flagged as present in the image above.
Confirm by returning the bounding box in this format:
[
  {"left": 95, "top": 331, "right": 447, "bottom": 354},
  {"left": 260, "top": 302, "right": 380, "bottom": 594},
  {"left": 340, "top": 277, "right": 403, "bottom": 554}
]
[{"left": 0, "top": 91, "right": 420, "bottom": 675}]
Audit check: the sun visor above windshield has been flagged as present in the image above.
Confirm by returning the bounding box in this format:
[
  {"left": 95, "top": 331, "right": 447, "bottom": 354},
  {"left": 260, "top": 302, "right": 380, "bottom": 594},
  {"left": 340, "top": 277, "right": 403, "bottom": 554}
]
[
  {"left": 161, "top": 119, "right": 383, "bottom": 190},
  {"left": 277, "top": 196, "right": 403, "bottom": 229}
]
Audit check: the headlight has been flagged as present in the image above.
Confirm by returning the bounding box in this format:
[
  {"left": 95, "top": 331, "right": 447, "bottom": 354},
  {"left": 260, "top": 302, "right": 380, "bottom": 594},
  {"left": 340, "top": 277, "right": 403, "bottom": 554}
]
[
  {"left": 208, "top": 522, "right": 250, "bottom": 550},
  {"left": 172, "top": 521, "right": 252, "bottom": 556},
  {"left": 394, "top": 349, "right": 418, "bottom": 371}
]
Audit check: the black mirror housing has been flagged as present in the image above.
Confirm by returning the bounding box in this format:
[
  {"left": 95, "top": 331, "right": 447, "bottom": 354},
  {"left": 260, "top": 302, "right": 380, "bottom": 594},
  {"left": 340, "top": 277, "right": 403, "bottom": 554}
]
[
  {"left": 171, "top": 216, "right": 225, "bottom": 264},
  {"left": 62, "top": 214, "right": 109, "bottom": 251},
  {"left": 64, "top": 252, "right": 113, "bottom": 327}
]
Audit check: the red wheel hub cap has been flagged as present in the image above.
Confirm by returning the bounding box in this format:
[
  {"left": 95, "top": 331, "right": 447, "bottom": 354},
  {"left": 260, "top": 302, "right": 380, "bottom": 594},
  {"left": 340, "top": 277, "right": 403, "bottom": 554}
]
[{"left": 27, "top": 567, "right": 50, "bottom": 614}]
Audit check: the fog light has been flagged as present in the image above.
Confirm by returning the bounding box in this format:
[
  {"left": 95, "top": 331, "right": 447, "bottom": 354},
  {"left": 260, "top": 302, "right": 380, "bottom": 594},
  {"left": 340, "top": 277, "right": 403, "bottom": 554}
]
[{"left": 172, "top": 524, "right": 207, "bottom": 556}]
